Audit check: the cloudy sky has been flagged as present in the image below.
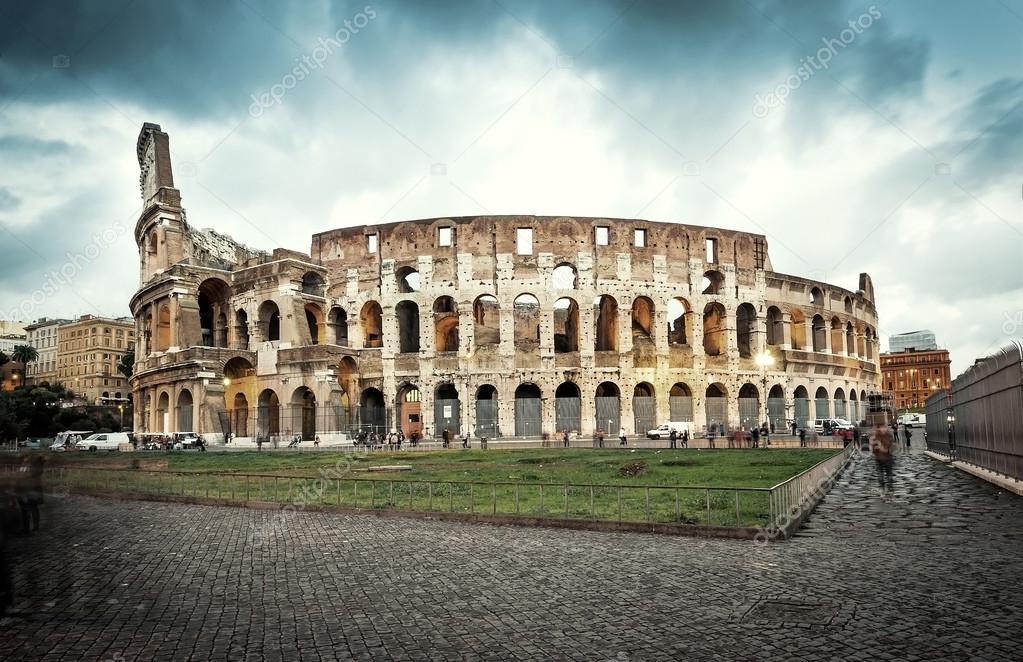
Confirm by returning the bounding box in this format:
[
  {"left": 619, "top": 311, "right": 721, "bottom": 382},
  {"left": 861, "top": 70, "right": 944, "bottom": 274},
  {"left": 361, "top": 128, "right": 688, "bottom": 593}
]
[{"left": 0, "top": 0, "right": 1020, "bottom": 374}]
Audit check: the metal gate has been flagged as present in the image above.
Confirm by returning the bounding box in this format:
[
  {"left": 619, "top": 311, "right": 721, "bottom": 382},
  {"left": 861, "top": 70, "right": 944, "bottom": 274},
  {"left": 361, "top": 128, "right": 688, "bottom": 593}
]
[
  {"left": 357, "top": 404, "right": 387, "bottom": 436},
  {"left": 178, "top": 405, "right": 193, "bottom": 432},
  {"left": 815, "top": 398, "right": 830, "bottom": 419},
  {"left": 594, "top": 396, "right": 620, "bottom": 436},
  {"left": 434, "top": 398, "right": 461, "bottom": 438},
  {"left": 475, "top": 399, "right": 499, "bottom": 437},
  {"left": 555, "top": 397, "right": 581, "bottom": 433},
  {"left": 738, "top": 397, "right": 760, "bottom": 430},
  {"left": 632, "top": 397, "right": 656, "bottom": 436},
  {"left": 767, "top": 398, "right": 785, "bottom": 431},
  {"left": 514, "top": 397, "right": 542, "bottom": 437},
  {"left": 705, "top": 397, "right": 728, "bottom": 433},
  {"left": 794, "top": 398, "right": 810, "bottom": 428},
  {"left": 669, "top": 396, "right": 693, "bottom": 422},
  {"left": 834, "top": 399, "right": 846, "bottom": 419}
]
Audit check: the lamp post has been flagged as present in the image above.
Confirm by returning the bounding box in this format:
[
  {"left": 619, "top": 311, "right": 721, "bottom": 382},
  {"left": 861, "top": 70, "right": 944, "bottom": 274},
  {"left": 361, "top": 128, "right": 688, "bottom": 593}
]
[
  {"left": 946, "top": 407, "right": 956, "bottom": 459},
  {"left": 118, "top": 404, "right": 124, "bottom": 429},
  {"left": 755, "top": 351, "right": 775, "bottom": 431}
]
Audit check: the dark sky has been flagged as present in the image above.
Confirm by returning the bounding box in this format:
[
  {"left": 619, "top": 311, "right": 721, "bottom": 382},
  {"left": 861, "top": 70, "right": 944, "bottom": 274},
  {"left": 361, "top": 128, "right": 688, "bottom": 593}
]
[{"left": 0, "top": 0, "right": 1020, "bottom": 374}]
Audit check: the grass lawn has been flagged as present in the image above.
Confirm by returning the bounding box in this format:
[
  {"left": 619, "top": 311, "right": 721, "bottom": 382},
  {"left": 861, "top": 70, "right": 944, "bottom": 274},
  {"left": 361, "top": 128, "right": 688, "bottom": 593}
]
[{"left": 54, "top": 448, "right": 838, "bottom": 527}]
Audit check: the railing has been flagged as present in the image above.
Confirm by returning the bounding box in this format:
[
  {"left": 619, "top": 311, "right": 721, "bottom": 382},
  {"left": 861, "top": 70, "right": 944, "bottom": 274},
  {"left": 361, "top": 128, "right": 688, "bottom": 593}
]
[
  {"left": 765, "top": 443, "right": 855, "bottom": 538},
  {"left": 38, "top": 447, "right": 851, "bottom": 536},
  {"left": 925, "top": 389, "right": 952, "bottom": 457}
]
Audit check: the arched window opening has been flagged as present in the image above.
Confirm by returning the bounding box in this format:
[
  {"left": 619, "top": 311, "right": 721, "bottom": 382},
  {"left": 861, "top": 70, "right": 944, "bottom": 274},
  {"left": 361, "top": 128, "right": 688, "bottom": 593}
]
[
  {"left": 766, "top": 307, "right": 783, "bottom": 346},
  {"left": 631, "top": 296, "right": 654, "bottom": 339},
  {"left": 433, "top": 296, "right": 459, "bottom": 352},
  {"left": 396, "top": 300, "right": 421, "bottom": 353},
  {"left": 198, "top": 278, "right": 231, "bottom": 348},
  {"left": 258, "top": 301, "right": 281, "bottom": 343},
  {"left": 513, "top": 294, "right": 541, "bottom": 345},
  {"left": 667, "top": 298, "right": 692, "bottom": 346},
  {"left": 790, "top": 309, "right": 806, "bottom": 350},
  {"left": 736, "top": 303, "right": 757, "bottom": 358},
  {"left": 301, "top": 271, "right": 325, "bottom": 297},
  {"left": 811, "top": 315, "right": 827, "bottom": 352},
  {"left": 552, "top": 263, "right": 578, "bottom": 289},
  {"left": 809, "top": 287, "right": 824, "bottom": 306},
  {"left": 361, "top": 301, "right": 383, "bottom": 348},
  {"left": 305, "top": 304, "right": 324, "bottom": 345},
  {"left": 702, "top": 270, "right": 724, "bottom": 295},
  {"left": 396, "top": 266, "right": 421, "bottom": 293},
  {"left": 328, "top": 307, "right": 348, "bottom": 346},
  {"left": 594, "top": 295, "right": 618, "bottom": 351},
  {"left": 703, "top": 302, "right": 727, "bottom": 356},
  {"left": 473, "top": 295, "right": 500, "bottom": 345},
  {"left": 553, "top": 297, "right": 579, "bottom": 353},
  {"left": 234, "top": 309, "right": 249, "bottom": 351},
  {"left": 830, "top": 317, "right": 843, "bottom": 354}
]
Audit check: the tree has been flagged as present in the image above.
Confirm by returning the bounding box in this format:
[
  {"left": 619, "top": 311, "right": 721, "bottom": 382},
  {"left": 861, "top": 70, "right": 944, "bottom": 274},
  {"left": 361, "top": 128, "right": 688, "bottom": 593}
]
[
  {"left": 12, "top": 344, "right": 38, "bottom": 368},
  {"left": 117, "top": 350, "right": 135, "bottom": 379}
]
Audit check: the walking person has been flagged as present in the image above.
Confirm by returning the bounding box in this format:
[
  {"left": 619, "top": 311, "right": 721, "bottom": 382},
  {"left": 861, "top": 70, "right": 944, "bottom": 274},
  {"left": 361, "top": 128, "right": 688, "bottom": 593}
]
[
  {"left": 799, "top": 428, "right": 806, "bottom": 447},
  {"left": 682, "top": 430, "right": 689, "bottom": 448},
  {"left": 903, "top": 426, "right": 912, "bottom": 448},
  {"left": 791, "top": 420, "right": 797, "bottom": 436},
  {"left": 442, "top": 428, "right": 450, "bottom": 449},
  {"left": 598, "top": 430, "right": 605, "bottom": 448},
  {"left": 870, "top": 423, "right": 896, "bottom": 497},
  {"left": 669, "top": 428, "right": 677, "bottom": 449},
  {"left": 562, "top": 430, "right": 570, "bottom": 448},
  {"left": 314, "top": 435, "right": 320, "bottom": 448},
  {"left": 619, "top": 429, "right": 627, "bottom": 447},
  {"left": 751, "top": 426, "right": 760, "bottom": 448}
]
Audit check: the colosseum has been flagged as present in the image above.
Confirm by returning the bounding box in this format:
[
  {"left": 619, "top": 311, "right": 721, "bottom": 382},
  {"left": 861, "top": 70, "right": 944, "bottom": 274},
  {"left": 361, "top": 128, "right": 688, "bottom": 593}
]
[{"left": 130, "top": 123, "right": 882, "bottom": 443}]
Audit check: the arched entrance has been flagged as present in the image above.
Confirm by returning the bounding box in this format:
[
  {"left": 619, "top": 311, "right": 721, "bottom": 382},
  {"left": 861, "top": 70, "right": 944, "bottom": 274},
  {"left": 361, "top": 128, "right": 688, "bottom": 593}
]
[
  {"left": 834, "top": 388, "right": 847, "bottom": 420},
  {"left": 291, "top": 387, "right": 316, "bottom": 440},
  {"left": 668, "top": 383, "right": 693, "bottom": 422},
  {"left": 555, "top": 382, "right": 581, "bottom": 433},
  {"left": 705, "top": 383, "right": 728, "bottom": 433},
  {"left": 815, "top": 386, "right": 830, "bottom": 419},
  {"left": 157, "top": 392, "right": 169, "bottom": 432},
  {"left": 738, "top": 383, "right": 760, "bottom": 430},
  {"left": 632, "top": 383, "right": 656, "bottom": 435},
  {"left": 475, "top": 385, "right": 499, "bottom": 437},
  {"left": 594, "top": 382, "right": 620, "bottom": 436},
  {"left": 177, "top": 390, "right": 193, "bottom": 432},
  {"left": 514, "top": 383, "right": 542, "bottom": 437},
  {"left": 232, "top": 393, "right": 249, "bottom": 437},
  {"left": 793, "top": 386, "right": 810, "bottom": 429},
  {"left": 397, "top": 384, "right": 422, "bottom": 437},
  {"left": 358, "top": 387, "right": 386, "bottom": 435},
  {"left": 257, "top": 389, "right": 281, "bottom": 439},
  {"left": 434, "top": 384, "right": 460, "bottom": 438},
  {"left": 768, "top": 385, "right": 785, "bottom": 432}
]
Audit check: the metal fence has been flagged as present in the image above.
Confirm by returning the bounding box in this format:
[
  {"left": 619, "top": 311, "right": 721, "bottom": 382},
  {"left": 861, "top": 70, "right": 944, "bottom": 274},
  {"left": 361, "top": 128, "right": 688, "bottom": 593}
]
[
  {"left": 41, "top": 448, "right": 852, "bottom": 533},
  {"left": 738, "top": 397, "right": 760, "bottom": 429},
  {"left": 925, "top": 389, "right": 952, "bottom": 456},
  {"left": 632, "top": 397, "right": 656, "bottom": 435},
  {"left": 668, "top": 396, "right": 693, "bottom": 422},
  {"left": 939, "top": 341, "right": 1023, "bottom": 479},
  {"left": 594, "top": 396, "right": 620, "bottom": 436},
  {"left": 514, "top": 397, "right": 542, "bottom": 437},
  {"left": 794, "top": 398, "right": 809, "bottom": 428},
  {"left": 555, "top": 397, "right": 581, "bottom": 433}
]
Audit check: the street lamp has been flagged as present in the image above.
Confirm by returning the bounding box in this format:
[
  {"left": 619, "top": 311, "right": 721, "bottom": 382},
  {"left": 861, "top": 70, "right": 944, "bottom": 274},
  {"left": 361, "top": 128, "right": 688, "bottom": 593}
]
[
  {"left": 223, "top": 377, "right": 231, "bottom": 387},
  {"left": 755, "top": 351, "right": 775, "bottom": 431},
  {"left": 118, "top": 404, "right": 124, "bottom": 429},
  {"left": 946, "top": 407, "right": 956, "bottom": 459}
]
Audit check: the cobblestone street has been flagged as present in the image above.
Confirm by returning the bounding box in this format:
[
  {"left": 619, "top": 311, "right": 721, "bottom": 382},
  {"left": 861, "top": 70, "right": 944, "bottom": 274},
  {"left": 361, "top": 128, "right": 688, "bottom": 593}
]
[{"left": 2, "top": 449, "right": 1021, "bottom": 661}]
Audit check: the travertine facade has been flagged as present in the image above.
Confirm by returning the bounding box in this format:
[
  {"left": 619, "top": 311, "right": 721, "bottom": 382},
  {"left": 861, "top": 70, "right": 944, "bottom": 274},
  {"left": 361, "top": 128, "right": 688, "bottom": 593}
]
[
  {"left": 130, "top": 124, "right": 882, "bottom": 442},
  {"left": 56, "top": 315, "right": 135, "bottom": 404}
]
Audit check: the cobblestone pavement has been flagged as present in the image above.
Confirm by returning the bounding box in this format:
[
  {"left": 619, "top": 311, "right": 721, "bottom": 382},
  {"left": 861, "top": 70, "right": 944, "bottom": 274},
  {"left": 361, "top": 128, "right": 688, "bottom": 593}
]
[{"left": 2, "top": 448, "right": 1021, "bottom": 661}]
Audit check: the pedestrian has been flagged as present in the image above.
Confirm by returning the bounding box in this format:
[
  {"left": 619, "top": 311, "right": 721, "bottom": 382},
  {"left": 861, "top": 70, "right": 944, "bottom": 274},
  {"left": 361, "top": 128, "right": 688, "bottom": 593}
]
[
  {"left": 16, "top": 456, "right": 44, "bottom": 534},
  {"left": 598, "top": 430, "right": 605, "bottom": 448},
  {"left": 708, "top": 424, "right": 716, "bottom": 449},
  {"left": 799, "top": 428, "right": 806, "bottom": 447},
  {"left": 761, "top": 423, "right": 769, "bottom": 446},
  {"left": 461, "top": 432, "right": 470, "bottom": 449},
  {"left": 257, "top": 438, "right": 264, "bottom": 452},
  {"left": 442, "top": 428, "right": 450, "bottom": 449},
  {"left": 751, "top": 426, "right": 760, "bottom": 448},
  {"left": 669, "top": 428, "right": 677, "bottom": 449},
  {"left": 903, "top": 427, "right": 912, "bottom": 448},
  {"left": 480, "top": 436, "right": 488, "bottom": 449},
  {"left": 869, "top": 423, "right": 896, "bottom": 497},
  {"left": 197, "top": 436, "right": 207, "bottom": 452},
  {"left": 562, "top": 430, "right": 570, "bottom": 448},
  {"left": 682, "top": 430, "right": 689, "bottom": 448},
  {"left": 314, "top": 435, "right": 320, "bottom": 448},
  {"left": 791, "top": 420, "right": 797, "bottom": 436},
  {"left": 619, "top": 429, "right": 627, "bottom": 446}
]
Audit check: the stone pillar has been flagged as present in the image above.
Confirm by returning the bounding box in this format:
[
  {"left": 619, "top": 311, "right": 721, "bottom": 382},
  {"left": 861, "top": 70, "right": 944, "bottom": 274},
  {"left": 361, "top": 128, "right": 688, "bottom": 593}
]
[{"left": 780, "top": 312, "right": 792, "bottom": 350}]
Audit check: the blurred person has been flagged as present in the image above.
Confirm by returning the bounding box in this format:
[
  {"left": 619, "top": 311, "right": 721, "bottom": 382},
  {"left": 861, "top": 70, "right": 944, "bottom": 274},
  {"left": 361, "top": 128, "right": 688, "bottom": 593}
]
[
  {"left": 669, "top": 428, "right": 678, "bottom": 449},
  {"left": 16, "top": 455, "right": 44, "bottom": 534},
  {"left": 870, "top": 423, "right": 896, "bottom": 497}
]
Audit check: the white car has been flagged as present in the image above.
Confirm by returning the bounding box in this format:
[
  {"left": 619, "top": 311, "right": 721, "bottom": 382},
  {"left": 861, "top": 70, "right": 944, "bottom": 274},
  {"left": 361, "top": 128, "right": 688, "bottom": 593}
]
[
  {"left": 76, "top": 432, "right": 129, "bottom": 452},
  {"left": 899, "top": 413, "right": 926, "bottom": 428},
  {"left": 646, "top": 422, "right": 692, "bottom": 439}
]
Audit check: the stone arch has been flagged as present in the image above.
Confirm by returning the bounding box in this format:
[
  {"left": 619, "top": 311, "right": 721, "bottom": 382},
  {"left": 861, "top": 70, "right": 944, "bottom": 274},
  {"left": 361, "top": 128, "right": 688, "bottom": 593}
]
[
  {"left": 702, "top": 270, "right": 724, "bottom": 295},
  {"left": 844, "top": 295, "right": 853, "bottom": 313},
  {"left": 814, "top": 386, "right": 830, "bottom": 419},
  {"left": 703, "top": 302, "right": 727, "bottom": 356},
  {"left": 668, "top": 382, "right": 693, "bottom": 423},
  {"left": 738, "top": 383, "right": 760, "bottom": 429},
  {"left": 176, "top": 389, "right": 193, "bottom": 432},
  {"left": 232, "top": 392, "right": 249, "bottom": 438},
  {"left": 305, "top": 303, "right": 324, "bottom": 345},
  {"left": 631, "top": 296, "right": 654, "bottom": 339},
  {"left": 809, "top": 287, "right": 824, "bottom": 306},
  {"left": 705, "top": 383, "right": 728, "bottom": 432},
  {"left": 156, "top": 391, "right": 170, "bottom": 432},
  {"left": 829, "top": 316, "right": 843, "bottom": 354},
  {"left": 433, "top": 296, "right": 459, "bottom": 352},
  {"left": 234, "top": 309, "right": 249, "bottom": 350},
  {"left": 473, "top": 294, "right": 500, "bottom": 345},
  {"left": 475, "top": 384, "right": 499, "bottom": 437},
  {"left": 287, "top": 386, "right": 316, "bottom": 440},
  {"left": 258, "top": 300, "right": 281, "bottom": 342},
  {"left": 555, "top": 381, "right": 581, "bottom": 433},
  {"left": 257, "top": 388, "right": 281, "bottom": 438},
  {"left": 358, "top": 387, "right": 386, "bottom": 435},
  {"left": 552, "top": 263, "right": 578, "bottom": 289},
  {"left": 514, "top": 383, "right": 543, "bottom": 437},
  {"left": 766, "top": 306, "right": 783, "bottom": 346},
  {"left": 594, "top": 295, "right": 618, "bottom": 351},
  {"left": 328, "top": 306, "right": 348, "bottom": 346},
  {"left": 834, "top": 387, "right": 847, "bottom": 419},
  {"left": 594, "top": 381, "right": 621, "bottom": 436},
  {"left": 553, "top": 297, "right": 579, "bottom": 353},
  {"left": 667, "top": 297, "right": 692, "bottom": 346},
  {"left": 396, "top": 383, "right": 422, "bottom": 437},
  {"left": 632, "top": 382, "right": 656, "bottom": 436},
  {"left": 811, "top": 314, "right": 826, "bottom": 352},
  {"left": 198, "top": 278, "right": 232, "bottom": 348},
  {"left": 790, "top": 309, "right": 806, "bottom": 350},
  {"left": 337, "top": 356, "right": 358, "bottom": 395},
  {"left": 736, "top": 302, "right": 757, "bottom": 358},
  {"left": 434, "top": 383, "right": 460, "bottom": 438},
  {"left": 299, "top": 271, "right": 323, "bottom": 296},
  {"left": 845, "top": 322, "right": 855, "bottom": 356},
  {"left": 513, "top": 293, "right": 541, "bottom": 345},
  {"left": 396, "top": 266, "right": 421, "bottom": 293},
  {"left": 223, "top": 356, "right": 254, "bottom": 380},
  {"left": 396, "top": 300, "right": 421, "bottom": 353},
  {"left": 156, "top": 303, "right": 172, "bottom": 351},
  {"left": 360, "top": 301, "right": 383, "bottom": 348}
]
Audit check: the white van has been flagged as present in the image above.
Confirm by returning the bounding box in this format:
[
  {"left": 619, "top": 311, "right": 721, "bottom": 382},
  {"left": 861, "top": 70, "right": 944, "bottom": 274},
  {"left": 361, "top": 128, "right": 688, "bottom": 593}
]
[
  {"left": 899, "top": 413, "right": 926, "bottom": 428},
  {"left": 76, "top": 432, "right": 130, "bottom": 452},
  {"left": 646, "top": 422, "right": 692, "bottom": 439}
]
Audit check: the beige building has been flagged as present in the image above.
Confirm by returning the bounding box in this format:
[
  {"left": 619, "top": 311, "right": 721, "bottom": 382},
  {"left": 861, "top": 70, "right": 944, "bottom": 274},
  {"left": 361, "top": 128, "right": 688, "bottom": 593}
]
[
  {"left": 130, "top": 123, "right": 882, "bottom": 442},
  {"left": 24, "top": 317, "right": 69, "bottom": 385},
  {"left": 57, "top": 315, "right": 135, "bottom": 404}
]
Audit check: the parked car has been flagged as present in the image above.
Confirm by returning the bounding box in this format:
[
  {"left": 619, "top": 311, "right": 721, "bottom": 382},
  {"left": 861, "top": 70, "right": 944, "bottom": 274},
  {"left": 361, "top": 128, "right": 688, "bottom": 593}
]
[
  {"left": 899, "top": 413, "right": 926, "bottom": 428},
  {"left": 645, "top": 422, "right": 692, "bottom": 439},
  {"left": 76, "top": 432, "right": 130, "bottom": 452},
  {"left": 172, "top": 433, "right": 201, "bottom": 450}
]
